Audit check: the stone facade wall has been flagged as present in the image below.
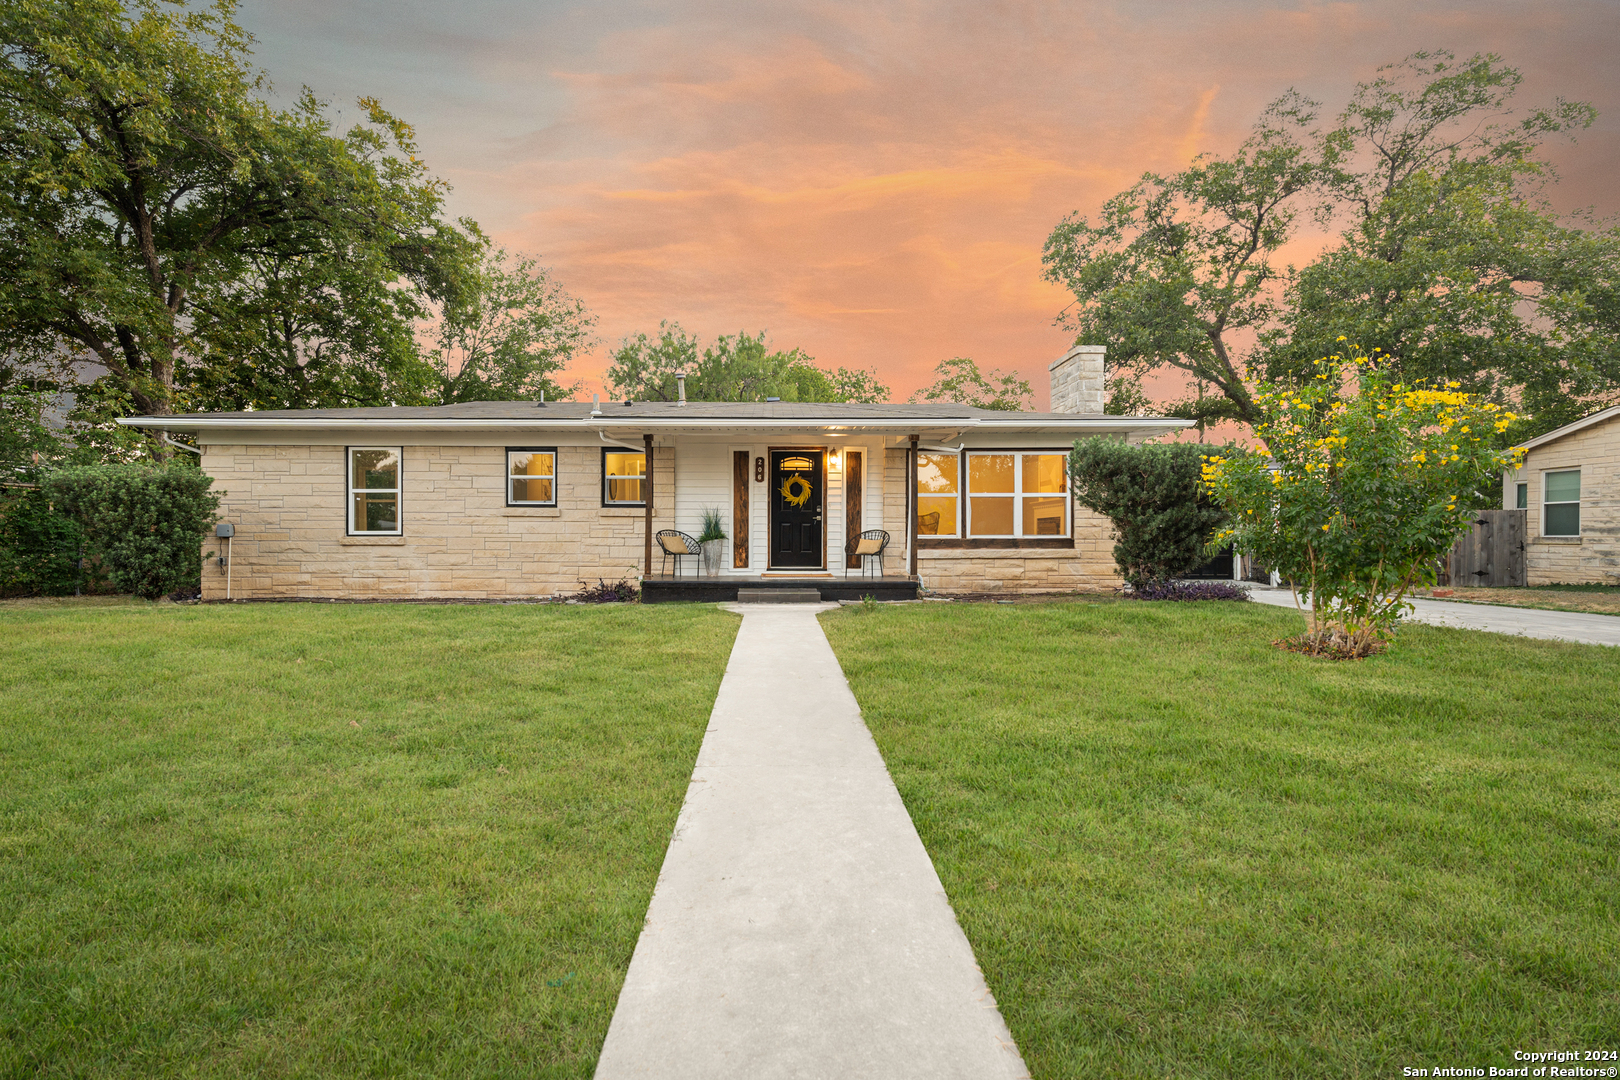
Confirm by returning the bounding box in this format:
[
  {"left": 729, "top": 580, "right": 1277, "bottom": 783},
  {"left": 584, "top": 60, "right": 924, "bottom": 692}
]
[
  {"left": 1506, "top": 415, "right": 1620, "bottom": 585},
  {"left": 200, "top": 442, "right": 673, "bottom": 600},
  {"left": 1048, "top": 344, "right": 1105, "bottom": 415},
  {"left": 916, "top": 506, "right": 1122, "bottom": 594}
]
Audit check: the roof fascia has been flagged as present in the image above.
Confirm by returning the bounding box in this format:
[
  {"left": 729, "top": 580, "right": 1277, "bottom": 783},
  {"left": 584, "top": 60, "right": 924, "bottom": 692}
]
[
  {"left": 1514, "top": 406, "right": 1620, "bottom": 453},
  {"left": 117, "top": 414, "right": 1196, "bottom": 434}
]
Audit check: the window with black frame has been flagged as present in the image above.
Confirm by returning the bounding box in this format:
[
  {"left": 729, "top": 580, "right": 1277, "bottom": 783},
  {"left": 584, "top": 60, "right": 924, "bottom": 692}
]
[{"left": 603, "top": 449, "right": 646, "bottom": 506}]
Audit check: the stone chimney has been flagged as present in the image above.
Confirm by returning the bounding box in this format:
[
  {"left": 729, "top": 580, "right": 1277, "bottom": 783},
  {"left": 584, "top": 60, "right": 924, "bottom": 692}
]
[{"left": 1048, "top": 344, "right": 1105, "bottom": 414}]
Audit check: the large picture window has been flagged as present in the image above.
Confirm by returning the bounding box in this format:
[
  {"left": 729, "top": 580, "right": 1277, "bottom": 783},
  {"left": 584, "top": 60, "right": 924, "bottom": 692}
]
[
  {"left": 1544, "top": 469, "right": 1580, "bottom": 536},
  {"left": 916, "top": 453, "right": 959, "bottom": 536},
  {"left": 603, "top": 449, "right": 646, "bottom": 506},
  {"left": 348, "top": 447, "right": 401, "bottom": 535},
  {"left": 507, "top": 447, "right": 557, "bottom": 506},
  {"left": 915, "top": 450, "right": 1070, "bottom": 540}
]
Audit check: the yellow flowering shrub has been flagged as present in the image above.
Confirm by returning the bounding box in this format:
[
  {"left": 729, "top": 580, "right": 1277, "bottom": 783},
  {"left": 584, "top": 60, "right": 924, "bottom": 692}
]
[{"left": 1201, "top": 351, "right": 1523, "bottom": 656}]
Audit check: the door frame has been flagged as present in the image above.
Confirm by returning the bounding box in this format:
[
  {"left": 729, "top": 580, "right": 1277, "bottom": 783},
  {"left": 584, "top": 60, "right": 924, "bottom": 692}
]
[{"left": 766, "top": 446, "right": 828, "bottom": 571}]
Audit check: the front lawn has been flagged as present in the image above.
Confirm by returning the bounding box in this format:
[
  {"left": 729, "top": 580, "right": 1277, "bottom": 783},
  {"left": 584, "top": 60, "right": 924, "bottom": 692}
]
[
  {"left": 823, "top": 600, "right": 1620, "bottom": 1080},
  {"left": 0, "top": 601, "right": 739, "bottom": 1079}
]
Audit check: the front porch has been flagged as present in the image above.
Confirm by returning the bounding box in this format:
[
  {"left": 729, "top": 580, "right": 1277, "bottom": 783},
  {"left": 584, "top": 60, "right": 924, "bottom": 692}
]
[{"left": 640, "top": 574, "right": 920, "bottom": 604}]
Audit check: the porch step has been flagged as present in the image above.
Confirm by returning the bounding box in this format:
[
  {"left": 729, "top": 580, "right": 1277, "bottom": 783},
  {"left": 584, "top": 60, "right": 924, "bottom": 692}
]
[{"left": 736, "top": 588, "right": 823, "bottom": 604}]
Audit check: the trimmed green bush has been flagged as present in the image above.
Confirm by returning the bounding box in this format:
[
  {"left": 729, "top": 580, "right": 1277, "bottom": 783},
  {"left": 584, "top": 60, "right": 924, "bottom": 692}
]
[
  {"left": 0, "top": 481, "right": 85, "bottom": 596},
  {"left": 46, "top": 464, "right": 220, "bottom": 599},
  {"left": 1069, "top": 438, "right": 1229, "bottom": 586}
]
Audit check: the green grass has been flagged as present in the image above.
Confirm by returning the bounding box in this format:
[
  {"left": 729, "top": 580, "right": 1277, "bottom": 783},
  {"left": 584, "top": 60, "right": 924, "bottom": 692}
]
[
  {"left": 822, "top": 600, "right": 1620, "bottom": 1080},
  {"left": 0, "top": 601, "right": 740, "bottom": 1079}
]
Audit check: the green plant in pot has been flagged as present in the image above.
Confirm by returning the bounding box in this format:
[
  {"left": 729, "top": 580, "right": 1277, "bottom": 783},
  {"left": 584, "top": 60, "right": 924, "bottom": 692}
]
[{"left": 698, "top": 507, "right": 727, "bottom": 577}]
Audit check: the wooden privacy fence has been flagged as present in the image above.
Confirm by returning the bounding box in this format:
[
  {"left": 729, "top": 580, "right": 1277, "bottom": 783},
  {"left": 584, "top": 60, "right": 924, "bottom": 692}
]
[{"left": 1443, "top": 509, "right": 1527, "bottom": 588}]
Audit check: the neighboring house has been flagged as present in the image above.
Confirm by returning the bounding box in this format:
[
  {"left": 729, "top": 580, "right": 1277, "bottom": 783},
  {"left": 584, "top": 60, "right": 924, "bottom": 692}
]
[
  {"left": 119, "top": 345, "right": 1189, "bottom": 601},
  {"left": 1503, "top": 404, "right": 1620, "bottom": 585}
]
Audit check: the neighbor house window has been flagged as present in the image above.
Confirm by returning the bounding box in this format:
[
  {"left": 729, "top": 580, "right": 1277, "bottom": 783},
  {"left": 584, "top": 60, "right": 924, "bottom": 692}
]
[
  {"left": 1543, "top": 469, "right": 1580, "bottom": 536},
  {"left": 916, "top": 453, "right": 959, "bottom": 536},
  {"left": 1515, "top": 482, "right": 1527, "bottom": 510},
  {"left": 915, "top": 451, "right": 1070, "bottom": 539},
  {"left": 348, "top": 447, "right": 401, "bottom": 534},
  {"left": 507, "top": 448, "right": 557, "bottom": 506},
  {"left": 603, "top": 449, "right": 646, "bottom": 506}
]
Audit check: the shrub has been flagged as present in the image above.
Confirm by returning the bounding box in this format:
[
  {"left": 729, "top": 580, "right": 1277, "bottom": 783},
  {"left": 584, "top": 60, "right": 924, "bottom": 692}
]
[
  {"left": 46, "top": 464, "right": 221, "bottom": 600},
  {"left": 1128, "top": 580, "right": 1250, "bottom": 602},
  {"left": 1069, "top": 438, "right": 1230, "bottom": 586},
  {"left": 0, "top": 481, "right": 86, "bottom": 597},
  {"left": 1201, "top": 350, "right": 1521, "bottom": 657}
]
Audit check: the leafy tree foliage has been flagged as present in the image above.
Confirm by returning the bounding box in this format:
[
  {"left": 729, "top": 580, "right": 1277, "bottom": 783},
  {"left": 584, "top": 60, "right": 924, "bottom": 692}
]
[
  {"left": 1044, "top": 93, "right": 1336, "bottom": 426},
  {"left": 908, "top": 356, "right": 1033, "bottom": 411},
  {"left": 425, "top": 244, "right": 593, "bottom": 404},
  {"left": 46, "top": 461, "right": 220, "bottom": 598},
  {"left": 1068, "top": 438, "right": 1230, "bottom": 586},
  {"left": 1043, "top": 52, "right": 1617, "bottom": 437},
  {"left": 1202, "top": 353, "right": 1521, "bottom": 656},
  {"left": 605, "top": 323, "right": 889, "bottom": 403},
  {"left": 0, "top": 0, "right": 476, "bottom": 420}
]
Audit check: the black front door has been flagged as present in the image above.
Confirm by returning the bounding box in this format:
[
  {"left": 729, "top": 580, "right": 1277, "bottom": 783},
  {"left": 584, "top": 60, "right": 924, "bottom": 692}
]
[{"left": 770, "top": 449, "right": 824, "bottom": 569}]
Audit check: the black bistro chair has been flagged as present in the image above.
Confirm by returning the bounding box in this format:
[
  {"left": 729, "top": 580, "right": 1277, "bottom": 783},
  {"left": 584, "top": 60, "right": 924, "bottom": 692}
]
[
  {"left": 845, "top": 529, "right": 891, "bottom": 578},
  {"left": 655, "top": 530, "right": 702, "bottom": 578}
]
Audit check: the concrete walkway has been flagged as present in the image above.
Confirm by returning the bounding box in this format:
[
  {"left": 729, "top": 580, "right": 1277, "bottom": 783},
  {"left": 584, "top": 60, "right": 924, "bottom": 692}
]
[
  {"left": 594, "top": 604, "right": 1029, "bottom": 1080},
  {"left": 1245, "top": 586, "right": 1620, "bottom": 647}
]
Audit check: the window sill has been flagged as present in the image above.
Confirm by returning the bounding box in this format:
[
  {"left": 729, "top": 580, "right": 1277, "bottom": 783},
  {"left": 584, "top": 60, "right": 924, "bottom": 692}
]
[
  {"left": 341, "top": 535, "right": 406, "bottom": 546},
  {"left": 600, "top": 507, "right": 647, "bottom": 517},
  {"left": 917, "top": 537, "right": 1073, "bottom": 550},
  {"left": 502, "top": 507, "right": 562, "bottom": 517},
  {"left": 1532, "top": 536, "right": 1582, "bottom": 544}
]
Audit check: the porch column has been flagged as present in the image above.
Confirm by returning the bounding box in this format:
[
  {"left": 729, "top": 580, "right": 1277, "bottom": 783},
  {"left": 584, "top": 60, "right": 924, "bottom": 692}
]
[
  {"left": 644, "top": 433, "right": 654, "bottom": 580},
  {"left": 908, "top": 434, "right": 919, "bottom": 579}
]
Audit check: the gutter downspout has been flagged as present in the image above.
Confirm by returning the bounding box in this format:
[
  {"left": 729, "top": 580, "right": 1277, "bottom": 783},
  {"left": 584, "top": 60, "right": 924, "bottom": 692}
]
[
  {"left": 160, "top": 433, "right": 201, "bottom": 456},
  {"left": 594, "top": 429, "right": 645, "bottom": 451}
]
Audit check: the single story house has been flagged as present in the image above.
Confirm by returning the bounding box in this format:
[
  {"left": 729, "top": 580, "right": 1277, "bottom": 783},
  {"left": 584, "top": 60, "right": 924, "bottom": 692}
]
[
  {"left": 1503, "top": 404, "right": 1620, "bottom": 585},
  {"left": 121, "top": 345, "right": 1190, "bottom": 601}
]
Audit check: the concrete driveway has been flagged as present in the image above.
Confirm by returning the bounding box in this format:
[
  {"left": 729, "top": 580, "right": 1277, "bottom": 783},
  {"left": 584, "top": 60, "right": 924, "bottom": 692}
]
[{"left": 1245, "top": 586, "right": 1620, "bottom": 647}]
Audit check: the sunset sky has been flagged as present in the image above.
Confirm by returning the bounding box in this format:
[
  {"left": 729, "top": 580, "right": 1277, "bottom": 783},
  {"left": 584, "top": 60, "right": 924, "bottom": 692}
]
[{"left": 238, "top": 0, "right": 1620, "bottom": 409}]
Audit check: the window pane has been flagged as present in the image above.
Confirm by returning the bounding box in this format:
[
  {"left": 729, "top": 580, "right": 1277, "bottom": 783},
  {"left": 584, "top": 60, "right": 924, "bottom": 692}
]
[
  {"left": 606, "top": 452, "right": 645, "bottom": 479},
  {"left": 917, "top": 495, "right": 956, "bottom": 535},
  {"left": 1544, "top": 470, "right": 1580, "bottom": 502},
  {"left": 968, "top": 454, "right": 1014, "bottom": 493},
  {"left": 1022, "top": 454, "right": 1068, "bottom": 494},
  {"left": 969, "top": 496, "right": 1015, "bottom": 536},
  {"left": 353, "top": 493, "right": 398, "bottom": 532},
  {"left": 351, "top": 449, "right": 398, "bottom": 490},
  {"left": 917, "top": 453, "right": 958, "bottom": 494},
  {"left": 607, "top": 477, "right": 643, "bottom": 503},
  {"left": 510, "top": 452, "right": 554, "bottom": 478},
  {"left": 511, "top": 477, "right": 554, "bottom": 503},
  {"left": 1545, "top": 502, "right": 1580, "bottom": 536},
  {"left": 1023, "top": 496, "right": 1068, "bottom": 536},
  {"left": 1515, "top": 483, "right": 1527, "bottom": 510}
]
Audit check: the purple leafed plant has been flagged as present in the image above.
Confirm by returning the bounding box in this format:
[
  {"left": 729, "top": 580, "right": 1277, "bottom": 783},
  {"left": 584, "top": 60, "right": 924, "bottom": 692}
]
[
  {"left": 571, "top": 578, "right": 641, "bottom": 603},
  {"left": 1128, "top": 580, "right": 1251, "bottom": 602}
]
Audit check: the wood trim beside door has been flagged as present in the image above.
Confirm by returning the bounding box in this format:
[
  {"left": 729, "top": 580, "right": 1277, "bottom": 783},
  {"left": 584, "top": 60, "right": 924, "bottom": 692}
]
[
  {"left": 732, "top": 450, "right": 749, "bottom": 568},
  {"left": 844, "top": 451, "right": 863, "bottom": 569}
]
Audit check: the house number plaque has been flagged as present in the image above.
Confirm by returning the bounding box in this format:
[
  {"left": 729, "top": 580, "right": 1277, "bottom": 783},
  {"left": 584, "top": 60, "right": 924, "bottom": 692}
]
[{"left": 754, "top": 457, "right": 765, "bottom": 483}]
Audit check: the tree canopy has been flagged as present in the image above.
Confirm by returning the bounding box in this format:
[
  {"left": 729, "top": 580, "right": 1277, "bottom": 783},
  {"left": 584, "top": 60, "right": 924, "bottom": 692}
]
[
  {"left": 0, "top": 0, "right": 481, "bottom": 421},
  {"left": 907, "top": 356, "right": 1033, "bottom": 411},
  {"left": 1043, "top": 51, "right": 1619, "bottom": 438},
  {"left": 604, "top": 323, "right": 889, "bottom": 403}
]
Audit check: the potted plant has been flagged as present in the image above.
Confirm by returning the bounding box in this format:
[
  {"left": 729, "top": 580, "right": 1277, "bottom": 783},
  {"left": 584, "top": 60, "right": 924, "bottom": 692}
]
[{"left": 697, "top": 507, "right": 727, "bottom": 577}]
